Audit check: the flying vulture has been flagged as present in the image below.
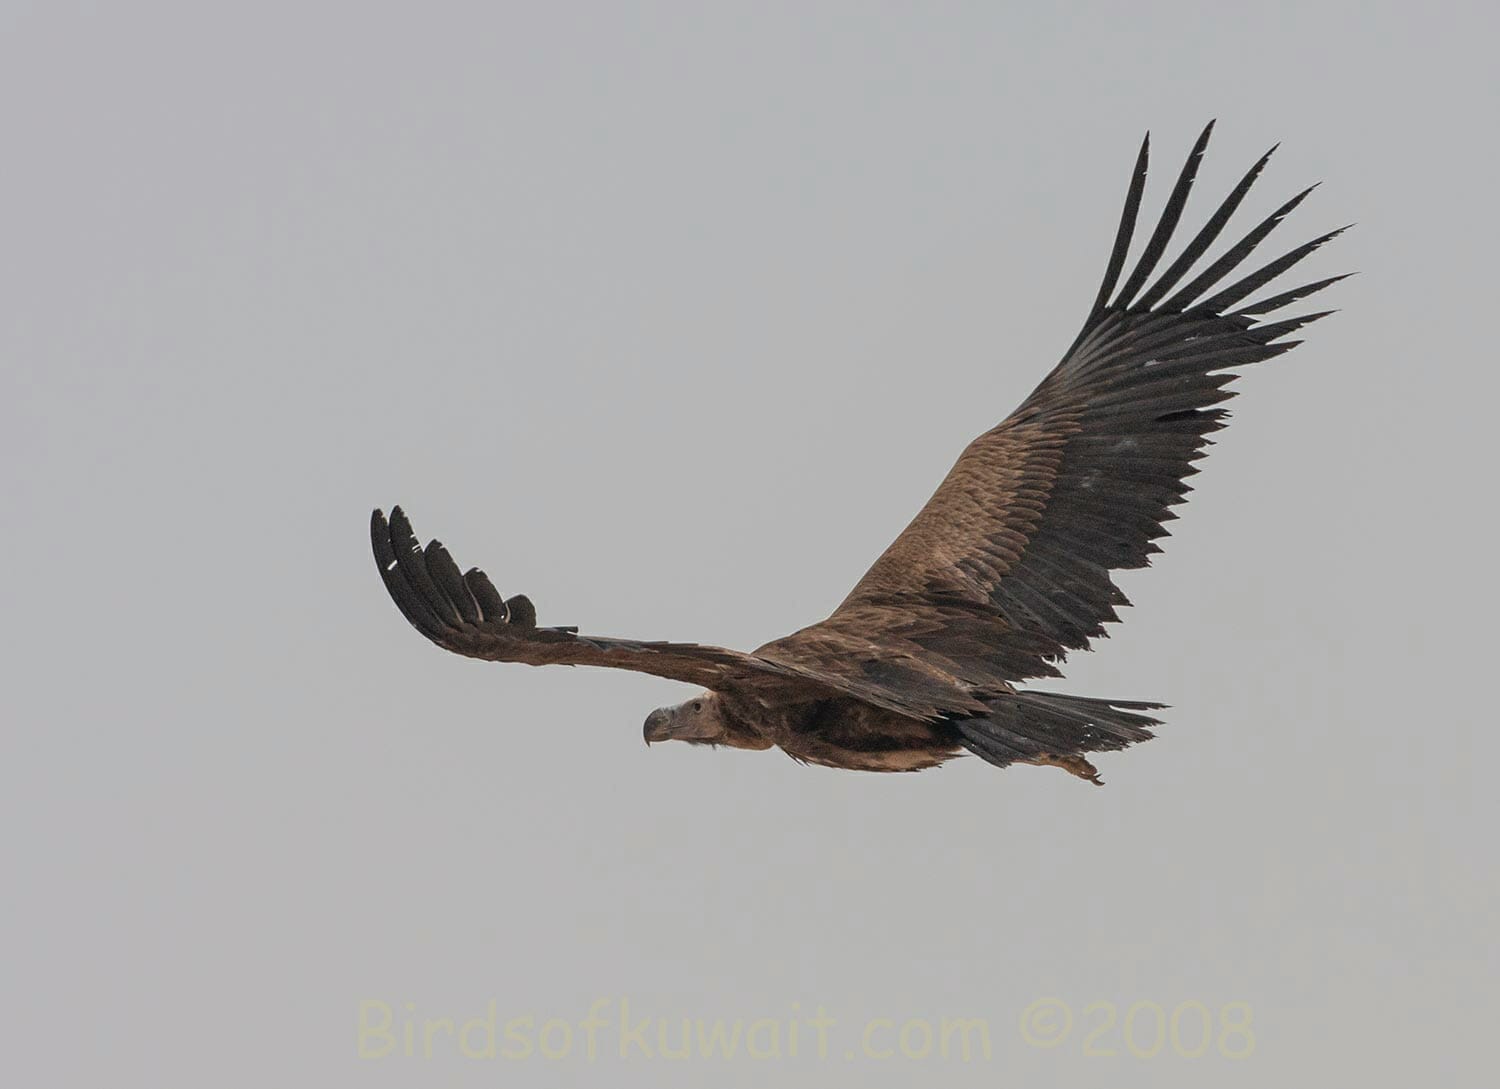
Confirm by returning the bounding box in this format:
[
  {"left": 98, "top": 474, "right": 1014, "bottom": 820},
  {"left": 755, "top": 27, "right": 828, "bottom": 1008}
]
[{"left": 371, "top": 123, "right": 1345, "bottom": 783}]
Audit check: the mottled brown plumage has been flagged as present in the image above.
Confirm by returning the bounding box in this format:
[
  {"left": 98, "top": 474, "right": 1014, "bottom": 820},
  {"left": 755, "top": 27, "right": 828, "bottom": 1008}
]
[{"left": 371, "top": 123, "right": 1346, "bottom": 782}]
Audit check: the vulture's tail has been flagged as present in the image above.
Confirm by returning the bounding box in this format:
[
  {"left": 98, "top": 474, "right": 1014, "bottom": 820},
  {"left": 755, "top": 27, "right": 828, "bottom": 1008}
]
[{"left": 954, "top": 692, "right": 1165, "bottom": 785}]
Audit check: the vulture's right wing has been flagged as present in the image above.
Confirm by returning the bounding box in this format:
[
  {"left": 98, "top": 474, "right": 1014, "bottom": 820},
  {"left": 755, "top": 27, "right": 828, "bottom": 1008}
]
[{"left": 760, "top": 123, "right": 1346, "bottom": 699}]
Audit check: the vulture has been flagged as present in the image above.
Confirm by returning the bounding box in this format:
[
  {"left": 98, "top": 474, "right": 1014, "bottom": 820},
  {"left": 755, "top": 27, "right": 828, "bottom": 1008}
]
[{"left": 371, "top": 122, "right": 1346, "bottom": 783}]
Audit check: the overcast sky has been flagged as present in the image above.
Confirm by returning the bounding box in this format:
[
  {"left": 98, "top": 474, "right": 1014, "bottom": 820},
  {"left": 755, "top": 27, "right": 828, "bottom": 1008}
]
[{"left": 3, "top": 3, "right": 1495, "bottom": 1086}]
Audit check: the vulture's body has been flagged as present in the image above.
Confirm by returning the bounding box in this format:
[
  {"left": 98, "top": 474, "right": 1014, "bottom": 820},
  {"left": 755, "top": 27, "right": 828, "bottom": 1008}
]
[{"left": 372, "top": 123, "right": 1345, "bottom": 783}]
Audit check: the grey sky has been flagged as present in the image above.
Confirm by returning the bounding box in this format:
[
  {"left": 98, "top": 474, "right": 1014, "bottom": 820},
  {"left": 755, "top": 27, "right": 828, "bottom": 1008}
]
[{"left": 3, "top": 2, "right": 1494, "bottom": 1086}]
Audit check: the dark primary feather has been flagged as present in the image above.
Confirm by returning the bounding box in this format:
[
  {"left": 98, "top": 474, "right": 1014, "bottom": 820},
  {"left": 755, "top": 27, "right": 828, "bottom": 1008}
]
[
  {"left": 1090, "top": 133, "right": 1151, "bottom": 316},
  {"left": 1132, "top": 144, "right": 1276, "bottom": 311},
  {"left": 1111, "top": 122, "right": 1213, "bottom": 309}
]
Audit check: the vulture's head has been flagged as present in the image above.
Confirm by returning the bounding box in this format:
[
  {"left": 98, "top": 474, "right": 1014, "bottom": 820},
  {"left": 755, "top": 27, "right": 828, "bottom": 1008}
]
[
  {"left": 644, "top": 693, "right": 775, "bottom": 751},
  {"left": 643, "top": 693, "right": 728, "bottom": 746}
]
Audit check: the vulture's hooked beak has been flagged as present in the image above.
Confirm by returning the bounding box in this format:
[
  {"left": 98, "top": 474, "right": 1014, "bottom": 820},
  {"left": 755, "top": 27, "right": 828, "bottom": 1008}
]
[{"left": 643, "top": 708, "right": 671, "bottom": 745}]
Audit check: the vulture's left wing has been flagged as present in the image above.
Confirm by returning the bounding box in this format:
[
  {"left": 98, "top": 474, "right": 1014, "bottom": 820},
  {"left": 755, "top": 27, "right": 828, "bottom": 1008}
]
[
  {"left": 371, "top": 507, "right": 953, "bottom": 717},
  {"left": 761, "top": 123, "right": 1346, "bottom": 698}
]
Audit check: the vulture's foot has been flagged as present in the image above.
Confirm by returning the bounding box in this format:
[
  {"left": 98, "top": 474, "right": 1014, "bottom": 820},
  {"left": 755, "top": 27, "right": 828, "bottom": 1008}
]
[{"left": 1032, "top": 752, "right": 1105, "bottom": 786}]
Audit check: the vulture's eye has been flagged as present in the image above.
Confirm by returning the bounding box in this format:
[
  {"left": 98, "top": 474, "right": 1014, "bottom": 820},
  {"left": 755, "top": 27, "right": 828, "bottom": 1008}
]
[{"left": 692, "top": 701, "right": 703, "bottom": 712}]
